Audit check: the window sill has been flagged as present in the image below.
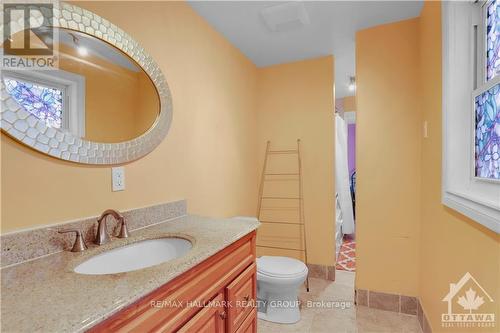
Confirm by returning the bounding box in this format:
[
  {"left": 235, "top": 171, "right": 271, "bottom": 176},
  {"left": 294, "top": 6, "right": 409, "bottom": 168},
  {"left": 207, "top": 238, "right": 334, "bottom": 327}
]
[{"left": 443, "top": 191, "right": 500, "bottom": 233}]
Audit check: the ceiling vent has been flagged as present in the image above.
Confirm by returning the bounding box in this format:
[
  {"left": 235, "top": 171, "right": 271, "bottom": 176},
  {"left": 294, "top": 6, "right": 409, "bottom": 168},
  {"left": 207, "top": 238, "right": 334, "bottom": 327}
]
[{"left": 260, "top": 2, "right": 310, "bottom": 33}]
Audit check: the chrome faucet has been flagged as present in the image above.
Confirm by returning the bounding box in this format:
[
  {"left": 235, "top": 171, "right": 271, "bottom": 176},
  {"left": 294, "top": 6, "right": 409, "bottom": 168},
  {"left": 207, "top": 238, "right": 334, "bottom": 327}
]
[{"left": 95, "top": 209, "right": 129, "bottom": 245}]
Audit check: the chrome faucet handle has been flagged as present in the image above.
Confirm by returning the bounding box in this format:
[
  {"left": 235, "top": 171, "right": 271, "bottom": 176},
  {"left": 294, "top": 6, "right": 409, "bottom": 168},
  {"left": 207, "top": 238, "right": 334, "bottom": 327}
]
[
  {"left": 58, "top": 229, "right": 88, "bottom": 252},
  {"left": 117, "top": 218, "right": 130, "bottom": 239}
]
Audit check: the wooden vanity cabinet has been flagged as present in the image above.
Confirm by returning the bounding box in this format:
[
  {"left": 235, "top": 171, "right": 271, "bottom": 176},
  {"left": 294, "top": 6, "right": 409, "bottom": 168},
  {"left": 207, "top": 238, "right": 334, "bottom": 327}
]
[{"left": 89, "top": 231, "right": 257, "bottom": 333}]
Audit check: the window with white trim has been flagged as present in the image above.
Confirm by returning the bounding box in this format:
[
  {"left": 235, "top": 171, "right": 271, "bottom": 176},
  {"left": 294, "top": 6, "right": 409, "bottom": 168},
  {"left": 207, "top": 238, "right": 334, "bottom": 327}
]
[
  {"left": 1, "top": 70, "right": 85, "bottom": 137},
  {"left": 473, "top": 0, "right": 500, "bottom": 181},
  {"left": 442, "top": 1, "right": 500, "bottom": 233}
]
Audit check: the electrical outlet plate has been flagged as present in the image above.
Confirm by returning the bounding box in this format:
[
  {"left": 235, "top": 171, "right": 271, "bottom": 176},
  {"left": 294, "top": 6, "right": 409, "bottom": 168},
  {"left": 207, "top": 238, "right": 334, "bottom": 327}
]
[{"left": 112, "top": 167, "right": 125, "bottom": 191}]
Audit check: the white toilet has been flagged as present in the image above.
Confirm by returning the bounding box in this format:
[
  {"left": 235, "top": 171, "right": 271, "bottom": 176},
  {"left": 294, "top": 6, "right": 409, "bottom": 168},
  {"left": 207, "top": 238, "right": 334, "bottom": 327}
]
[
  {"left": 230, "top": 217, "right": 308, "bottom": 324},
  {"left": 256, "top": 256, "right": 308, "bottom": 324}
]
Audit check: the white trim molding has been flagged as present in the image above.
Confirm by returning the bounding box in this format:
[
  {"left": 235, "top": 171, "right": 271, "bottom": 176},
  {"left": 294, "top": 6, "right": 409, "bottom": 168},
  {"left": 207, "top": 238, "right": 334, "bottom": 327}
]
[
  {"left": 0, "top": 3, "right": 172, "bottom": 165},
  {"left": 442, "top": 1, "right": 500, "bottom": 234}
]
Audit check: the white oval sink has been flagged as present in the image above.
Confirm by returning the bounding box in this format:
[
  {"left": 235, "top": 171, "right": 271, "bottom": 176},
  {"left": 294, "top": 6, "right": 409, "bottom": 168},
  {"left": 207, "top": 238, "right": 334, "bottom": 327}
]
[{"left": 74, "top": 238, "right": 192, "bottom": 275}]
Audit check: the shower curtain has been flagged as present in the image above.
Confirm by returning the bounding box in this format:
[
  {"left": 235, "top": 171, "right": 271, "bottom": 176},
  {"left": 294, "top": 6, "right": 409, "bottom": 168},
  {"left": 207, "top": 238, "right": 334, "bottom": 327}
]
[{"left": 335, "top": 114, "right": 355, "bottom": 235}]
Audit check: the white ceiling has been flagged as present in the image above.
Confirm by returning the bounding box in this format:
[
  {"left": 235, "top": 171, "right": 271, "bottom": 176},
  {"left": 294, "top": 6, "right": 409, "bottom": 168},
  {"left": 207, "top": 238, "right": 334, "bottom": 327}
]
[{"left": 188, "top": 1, "right": 423, "bottom": 98}]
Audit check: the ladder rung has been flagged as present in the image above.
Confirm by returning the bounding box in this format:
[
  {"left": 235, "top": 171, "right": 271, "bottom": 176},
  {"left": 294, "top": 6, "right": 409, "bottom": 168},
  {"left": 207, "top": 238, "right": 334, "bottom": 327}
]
[
  {"left": 257, "top": 245, "right": 305, "bottom": 251},
  {"left": 268, "top": 150, "right": 298, "bottom": 154},
  {"left": 261, "top": 196, "right": 301, "bottom": 200},
  {"left": 259, "top": 207, "right": 299, "bottom": 210},
  {"left": 260, "top": 221, "right": 304, "bottom": 225},
  {"left": 265, "top": 173, "right": 299, "bottom": 176}
]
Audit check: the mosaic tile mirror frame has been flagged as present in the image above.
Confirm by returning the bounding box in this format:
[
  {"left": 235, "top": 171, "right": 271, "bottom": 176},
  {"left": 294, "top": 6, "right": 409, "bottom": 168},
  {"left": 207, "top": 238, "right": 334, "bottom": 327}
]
[{"left": 0, "top": 3, "right": 173, "bottom": 165}]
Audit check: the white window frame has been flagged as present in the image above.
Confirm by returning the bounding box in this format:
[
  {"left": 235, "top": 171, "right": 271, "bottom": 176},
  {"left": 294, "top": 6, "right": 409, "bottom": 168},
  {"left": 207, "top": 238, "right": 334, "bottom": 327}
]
[
  {"left": 476, "top": 0, "right": 499, "bottom": 84},
  {"left": 442, "top": 1, "right": 500, "bottom": 234},
  {"left": 2, "top": 69, "right": 85, "bottom": 137},
  {"left": 475, "top": 0, "right": 486, "bottom": 87}
]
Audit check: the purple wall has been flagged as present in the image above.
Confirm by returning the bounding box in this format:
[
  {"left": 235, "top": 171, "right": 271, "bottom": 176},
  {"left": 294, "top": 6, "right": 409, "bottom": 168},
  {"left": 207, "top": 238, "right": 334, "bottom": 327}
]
[{"left": 348, "top": 124, "right": 356, "bottom": 176}]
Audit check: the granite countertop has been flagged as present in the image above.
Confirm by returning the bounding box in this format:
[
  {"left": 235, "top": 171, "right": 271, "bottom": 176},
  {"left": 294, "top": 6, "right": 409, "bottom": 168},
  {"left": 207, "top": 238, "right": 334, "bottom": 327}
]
[{"left": 0, "top": 215, "right": 259, "bottom": 333}]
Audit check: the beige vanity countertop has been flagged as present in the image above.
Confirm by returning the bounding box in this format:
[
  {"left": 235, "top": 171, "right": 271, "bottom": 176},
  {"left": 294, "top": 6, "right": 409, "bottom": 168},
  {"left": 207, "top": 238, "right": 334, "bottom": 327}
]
[{"left": 0, "top": 215, "right": 260, "bottom": 333}]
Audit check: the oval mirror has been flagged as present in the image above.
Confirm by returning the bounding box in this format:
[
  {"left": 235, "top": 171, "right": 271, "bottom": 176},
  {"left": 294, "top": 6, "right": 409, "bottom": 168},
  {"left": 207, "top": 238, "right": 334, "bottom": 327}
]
[{"left": 1, "top": 4, "right": 172, "bottom": 164}]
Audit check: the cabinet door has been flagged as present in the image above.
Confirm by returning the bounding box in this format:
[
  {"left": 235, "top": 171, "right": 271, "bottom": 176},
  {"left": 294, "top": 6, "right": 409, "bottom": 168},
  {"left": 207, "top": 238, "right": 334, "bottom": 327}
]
[
  {"left": 226, "top": 263, "right": 256, "bottom": 333},
  {"left": 178, "top": 293, "right": 226, "bottom": 333}
]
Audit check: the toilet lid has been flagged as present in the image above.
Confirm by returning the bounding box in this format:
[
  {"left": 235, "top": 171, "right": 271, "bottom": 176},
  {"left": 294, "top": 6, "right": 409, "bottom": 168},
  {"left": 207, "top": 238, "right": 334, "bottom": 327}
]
[{"left": 257, "top": 256, "right": 308, "bottom": 278}]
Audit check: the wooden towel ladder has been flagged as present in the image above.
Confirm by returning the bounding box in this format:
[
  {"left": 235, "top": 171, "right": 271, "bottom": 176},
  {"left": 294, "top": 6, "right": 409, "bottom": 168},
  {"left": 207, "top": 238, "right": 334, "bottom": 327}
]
[{"left": 256, "top": 139, "right": 309, "bottom": 292}]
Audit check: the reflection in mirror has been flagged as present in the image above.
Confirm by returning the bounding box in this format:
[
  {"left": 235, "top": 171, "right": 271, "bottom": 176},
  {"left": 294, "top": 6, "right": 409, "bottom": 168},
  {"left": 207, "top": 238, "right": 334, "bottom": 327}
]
[{"left": 2, "top": 28, "right": 160, "bottom": 143}]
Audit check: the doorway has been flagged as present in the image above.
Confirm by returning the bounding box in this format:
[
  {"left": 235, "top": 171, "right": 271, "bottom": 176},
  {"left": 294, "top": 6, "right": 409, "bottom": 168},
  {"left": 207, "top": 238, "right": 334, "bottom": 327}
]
[{"left": 335, "top": 99, "right": 356, "bottom": 273}]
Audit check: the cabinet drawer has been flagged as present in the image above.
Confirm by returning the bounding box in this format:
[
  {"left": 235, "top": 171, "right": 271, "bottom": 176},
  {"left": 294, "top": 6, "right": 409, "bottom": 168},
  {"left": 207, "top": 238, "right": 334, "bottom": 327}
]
[
  {"left": 178, "top": 292, "right": 226, "bottom": 333},
  {"left": 226, "top": 263, "right": 256, "bottom": 333},
  {"left": 235, "top": 309, "right": 256, "bottom": 333}
]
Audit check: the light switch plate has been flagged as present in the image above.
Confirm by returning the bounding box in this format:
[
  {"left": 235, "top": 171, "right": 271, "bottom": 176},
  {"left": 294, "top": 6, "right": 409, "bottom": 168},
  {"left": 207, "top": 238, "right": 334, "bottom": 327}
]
[{"left": 112, "top": 167, "right": 125, "bottom": 191}]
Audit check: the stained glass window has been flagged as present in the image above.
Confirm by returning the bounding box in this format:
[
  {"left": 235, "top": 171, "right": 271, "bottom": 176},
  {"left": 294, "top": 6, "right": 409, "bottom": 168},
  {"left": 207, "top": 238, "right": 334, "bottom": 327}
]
[
  {"left": 487, "top": 0, "right": 500, "bottom": 80},
  {"left": 475, "top": 83, "right": 500, "bottom": 179},
  {"left": 3, "top": 77, "right": 63, "bottom": 129}
]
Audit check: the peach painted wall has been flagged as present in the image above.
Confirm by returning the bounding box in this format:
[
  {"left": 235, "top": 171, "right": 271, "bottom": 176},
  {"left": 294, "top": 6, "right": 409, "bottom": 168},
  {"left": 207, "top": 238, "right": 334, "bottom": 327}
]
[
  {"left": 356, "top": 3, "right": 499, "bottom": 328},
  {"left": 418, "top": 2, "right": 499, "bottom": 332},
  {"left": 356, "top": 19, "right": 422, "bottom": 296},
  {"left": 255, "top": 57, "right": 336, "bottom": 266},
  {"left": 1, "top": 1, "right": 258, "bottom": 232}
]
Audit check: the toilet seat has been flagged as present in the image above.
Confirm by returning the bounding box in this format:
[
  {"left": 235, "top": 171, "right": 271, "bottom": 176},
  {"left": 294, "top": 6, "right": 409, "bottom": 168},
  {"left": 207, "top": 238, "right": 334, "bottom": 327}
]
[{"left": 257, "top": 256, "right": 308, "bottom": 279}]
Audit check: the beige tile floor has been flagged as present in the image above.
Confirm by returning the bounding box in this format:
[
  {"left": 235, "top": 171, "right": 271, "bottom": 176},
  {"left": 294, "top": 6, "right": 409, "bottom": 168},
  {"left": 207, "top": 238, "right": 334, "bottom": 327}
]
[{"left": 257, "top": 271, "right": 422, "bottom": 333}]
